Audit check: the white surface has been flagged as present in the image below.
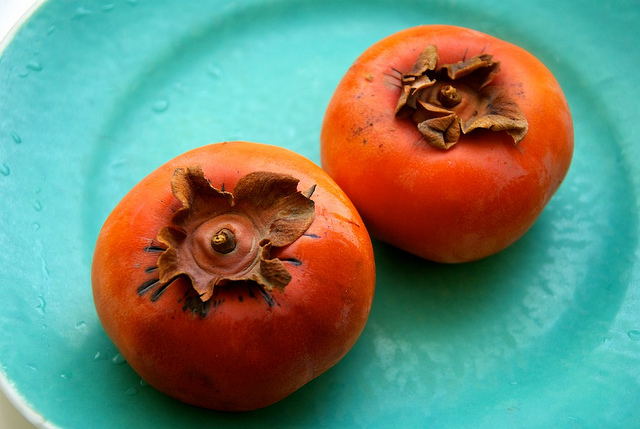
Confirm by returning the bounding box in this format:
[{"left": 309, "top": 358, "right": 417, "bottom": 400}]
[
  {"left": 0, "top": 0, "right": 37, "bottom": 44},
  {"left": 0, "top": 388, "right": 35, "bottom": 429},
  {"left": 1, "top": 1, "right": 43, "bottom": 428}
]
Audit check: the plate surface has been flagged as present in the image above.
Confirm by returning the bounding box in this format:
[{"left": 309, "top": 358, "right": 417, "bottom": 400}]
[{"left": 1, "top": 0, "right": 639, "bottom": 427}]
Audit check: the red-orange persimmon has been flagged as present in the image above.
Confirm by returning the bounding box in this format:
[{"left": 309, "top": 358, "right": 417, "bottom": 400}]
[
  {"left": 91, "top": 142, "right": 375, "bottom": 411},
  {"left": 321, "top": 25, "right": 573, "bottom": 263}
]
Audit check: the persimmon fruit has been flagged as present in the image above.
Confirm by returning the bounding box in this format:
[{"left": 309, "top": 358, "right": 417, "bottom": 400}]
[
  {"left": 321, "top": 25, "right": 574, "bottom": 263},
  {"left": 91, "top": 141, "right": 375, "bottom": 411}
]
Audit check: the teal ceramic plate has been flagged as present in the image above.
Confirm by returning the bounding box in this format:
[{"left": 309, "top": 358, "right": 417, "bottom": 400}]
[{"left": 1, "top": 0, "right": 639, "bottom": 427}]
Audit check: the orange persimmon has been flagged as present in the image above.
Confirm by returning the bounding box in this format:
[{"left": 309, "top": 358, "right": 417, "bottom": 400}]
[
  {"left": 321, "top": 25, "right": 574, "bottom": 263},
  {"left": 91, "top": 142, "right": 375, "bottom": 411}
]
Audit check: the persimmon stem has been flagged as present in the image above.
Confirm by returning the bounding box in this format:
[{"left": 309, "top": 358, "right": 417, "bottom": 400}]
[
  {"left": 438, "top": 85, "right": 461, "bottom": 107},
  {"left": 211, "top": 228, "right": 236, "bottom": 254}
]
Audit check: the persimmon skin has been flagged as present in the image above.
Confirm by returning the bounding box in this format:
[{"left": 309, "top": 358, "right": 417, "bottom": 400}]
[
  {"left": 91, "top": 142, "right": 375, "bottom": 411},
  {"left": 321, "top": 25, "right": 574, "bottom": 263}
]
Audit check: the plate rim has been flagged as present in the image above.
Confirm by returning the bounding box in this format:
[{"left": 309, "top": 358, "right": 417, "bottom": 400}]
[
  {"left": 0, "top": 0, "right": 45, "bottom": 53},
  {"left": 1, "top": 0, "right": 55, "bottom": 426},
  {"left": 0, "top": 371, "right": 51, "bottom": 429}
]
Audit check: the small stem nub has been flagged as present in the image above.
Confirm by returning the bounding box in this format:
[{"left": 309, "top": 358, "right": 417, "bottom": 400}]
[
  {"left": 211, "top": 228, "right": 236, "bottom": 254},
  {"left": 438, "top": 85, "right": 462, "bottom": 108}
]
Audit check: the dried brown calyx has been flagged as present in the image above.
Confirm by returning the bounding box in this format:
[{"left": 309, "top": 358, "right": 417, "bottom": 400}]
[
  {"left": 395, "top": 44, "right": 528, "bottom": 149},
  {"left": 156, "top": 166, "right": 316, "bottom": 302}
]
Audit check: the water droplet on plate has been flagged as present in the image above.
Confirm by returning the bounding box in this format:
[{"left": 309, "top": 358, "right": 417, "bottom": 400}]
[
  {"left": 207, "top": 65, "right": 222, "bottom": 78},
  {"left": 627, "top": 330, "right": 640, "bottom": 341},
  {"left": 74, "top": 6, "right": 93, "bottom": 18},
  {"left": 75, "top": 321, "right": 87, "bottom": 330},
  {"left": 125, "top": 387, "right": 139, "bottom": 396},
  {"left": 32, "top": 222, "right": 40, "bottom": 231},
  {"left": 0, "top": 163, "right": 9, "bottom": 177},
  {"left": 40, "top": 259, "right": 49, "bottom": 279},
  {"left": 36, "top": 295, "right": 46, "bottom": 314},
  {"left": 33, "top": 200, "right": 43, "bottom": 211},
  {"left": 34, "top": 239, "right": 49, "bottom": 280},
  {"left": 93, "top": 351, "right": 108, "bottom": 361},
  {"left": 11, "top": 132, "right": 21, "bottom": 143},
  {"left": 102, "top": 3, "right": 115, "bottom": 12},
  {"left": 152, "top": 98, "right": 169, "bottom": 113},
  {"left": 139, "top": 379, "right": 149, "bottom": 387},
  {"left": 26, "top": 61, "right": 43, "bottom": 72},
  {"left": 28, "top": 363, "right": 38, "bottom": 372},
  {"left": 111, "top": 353, "right": 127, "bottom": 365}
]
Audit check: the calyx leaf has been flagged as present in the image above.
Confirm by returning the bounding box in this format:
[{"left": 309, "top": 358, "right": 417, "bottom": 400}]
[
  {"left": 395, "top": 44, "right": 528, "bottom": 149},
  {"left": 155, "top": 166, "right": 315, "bottom": 302}
]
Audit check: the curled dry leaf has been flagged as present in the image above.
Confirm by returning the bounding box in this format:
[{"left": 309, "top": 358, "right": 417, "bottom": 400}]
[
  {"left": 156, "top": 166, "right": 315, "bottom": 302},
  {"left": 395, "top": 44, "right": 528, "bottom": 149}
]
